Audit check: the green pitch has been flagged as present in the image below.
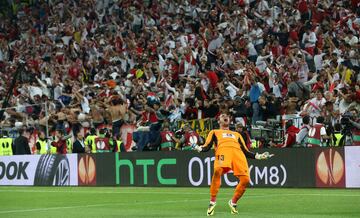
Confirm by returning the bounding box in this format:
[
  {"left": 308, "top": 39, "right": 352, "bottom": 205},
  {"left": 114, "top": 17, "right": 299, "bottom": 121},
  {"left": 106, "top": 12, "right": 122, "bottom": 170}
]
[{"left": 0, "top": 187, "right": 359, "bottom": 218}]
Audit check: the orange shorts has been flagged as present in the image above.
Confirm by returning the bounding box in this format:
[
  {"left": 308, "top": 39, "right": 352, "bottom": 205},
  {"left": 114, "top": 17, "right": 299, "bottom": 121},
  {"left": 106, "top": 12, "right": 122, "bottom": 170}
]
[{"left": 214, "top": 147, "right": 249, "bottom": 177}]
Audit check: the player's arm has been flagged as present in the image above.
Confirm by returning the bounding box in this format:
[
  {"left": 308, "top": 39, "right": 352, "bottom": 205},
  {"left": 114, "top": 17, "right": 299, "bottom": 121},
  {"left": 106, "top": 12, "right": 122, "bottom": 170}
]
[
  {"left": 238, "top": 136, "right": 256, "bottom": 159},
  {"left": 194, "top": 130, "right": 216, "bottom": 152}
]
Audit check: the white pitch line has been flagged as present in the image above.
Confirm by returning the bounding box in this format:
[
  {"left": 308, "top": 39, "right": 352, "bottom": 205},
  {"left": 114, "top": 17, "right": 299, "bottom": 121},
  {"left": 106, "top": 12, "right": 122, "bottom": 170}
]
[{"left": 0, "top": 197, "right": 226, "bottom": 214}]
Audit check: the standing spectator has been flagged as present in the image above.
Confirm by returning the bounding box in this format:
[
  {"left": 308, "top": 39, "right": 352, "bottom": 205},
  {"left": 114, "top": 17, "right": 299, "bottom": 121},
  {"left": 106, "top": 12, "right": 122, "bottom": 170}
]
[
  {"left": 113, "top": 134, "right": 126, "bottom": 153},
  {"left": 302, "top": 89, "right": 326, "bottom": 120},
  {"left": 72, "top": 131, "right": 86, "bottom": 153},
  {"left": 107, "top": 98, "right": 127, "bottom": 138},
  {"left": 0, "top": 130, "right": 13, "bottom": 156},
  {"left": 296, "top": 115, "right": 311, "bottom": 147},
  {"left": 250, "top": 77, "right": 263, "bottom": 124},
  {"left": 51, "top": 129, "right": 72, "bottom": 154},
  {"left": 288, "top": 74, "right": 309, "bottom": 101},
  {"left": 94, "top": 129, "right": 111, "bottom": 153},
  {"left": 13, "top": 128, "right": 31, "bottom": 155},
  {"left": 301, "top": 27, "right": 317, "bottom": 56},
  {"left": 35, "top": 131, "right": 49, "bottom": 154},
  {"left": 307, "top": 116, "right": 329, "bottom": 147},
  {"left": 85, "top": 128, "right": 97, "bottom": 153}
]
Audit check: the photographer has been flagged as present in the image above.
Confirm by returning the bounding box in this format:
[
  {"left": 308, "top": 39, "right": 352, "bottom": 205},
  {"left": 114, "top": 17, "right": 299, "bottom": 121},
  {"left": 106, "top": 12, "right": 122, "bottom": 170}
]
[{"left": 341, "top": 109, "right": 360, "bottom": 146}]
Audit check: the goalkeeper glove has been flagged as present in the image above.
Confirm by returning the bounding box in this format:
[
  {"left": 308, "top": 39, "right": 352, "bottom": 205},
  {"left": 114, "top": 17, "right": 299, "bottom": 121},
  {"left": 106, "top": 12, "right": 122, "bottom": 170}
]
[
  {"left": 255, "top": 152, "right": 274, "bottom": 160},
  {"left": 191, "top": 144, "right": 203, "bottom": 152}
]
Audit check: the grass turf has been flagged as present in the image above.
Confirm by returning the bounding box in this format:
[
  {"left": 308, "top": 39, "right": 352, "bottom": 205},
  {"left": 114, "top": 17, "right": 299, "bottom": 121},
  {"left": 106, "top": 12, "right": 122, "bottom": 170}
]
[{"left": 0, "top": 187, "right": 359, "bottom": 218}]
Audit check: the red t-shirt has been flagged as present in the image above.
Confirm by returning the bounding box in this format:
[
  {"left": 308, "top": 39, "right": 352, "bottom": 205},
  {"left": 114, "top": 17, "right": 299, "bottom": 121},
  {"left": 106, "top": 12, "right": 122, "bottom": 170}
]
[
  {"left": 298, "top": 0, "right": 308, "bottom": 14},
  {"left": 51, "top": 139, "right": 67, "bottom": 154}
]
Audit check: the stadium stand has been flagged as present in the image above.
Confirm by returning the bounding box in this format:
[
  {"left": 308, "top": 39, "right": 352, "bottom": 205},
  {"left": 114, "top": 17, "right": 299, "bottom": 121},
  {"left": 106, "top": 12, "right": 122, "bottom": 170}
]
[{"left": 0, "top": 0, "right": 359, "bottom": 153}]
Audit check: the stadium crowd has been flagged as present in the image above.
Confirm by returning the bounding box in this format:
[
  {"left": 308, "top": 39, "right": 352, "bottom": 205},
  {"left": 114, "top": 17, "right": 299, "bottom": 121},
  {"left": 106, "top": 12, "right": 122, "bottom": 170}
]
[{"left": 0, "top": 0, "right": 359, "bottom": 155}]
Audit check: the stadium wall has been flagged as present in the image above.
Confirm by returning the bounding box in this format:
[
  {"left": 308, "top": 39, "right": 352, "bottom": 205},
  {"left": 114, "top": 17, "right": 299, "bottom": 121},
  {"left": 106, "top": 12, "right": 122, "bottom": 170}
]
[{"left": 0, "top": 147, "right": 359, "bottom": 188}]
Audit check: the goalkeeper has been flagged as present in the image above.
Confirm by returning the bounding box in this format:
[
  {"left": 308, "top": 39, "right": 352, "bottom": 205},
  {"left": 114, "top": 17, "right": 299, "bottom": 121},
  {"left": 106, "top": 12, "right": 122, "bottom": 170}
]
[{"left": 193, "top": 113, "right": 273, "bottom": 216}]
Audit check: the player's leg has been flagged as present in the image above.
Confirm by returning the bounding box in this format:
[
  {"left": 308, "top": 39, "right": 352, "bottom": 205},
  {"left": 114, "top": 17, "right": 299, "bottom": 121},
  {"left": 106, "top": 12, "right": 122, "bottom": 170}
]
[
  {"left": 228, "top": 175, "right": 250, "bottom": 214},
  {"left": 210, "top": 167, "right": 224, "bottom": 202},
  {"left": 228, "top": 153, "right": 250, "bottom": 214},
  {"left": 207, "top": 167, "right": 224, "bottom": 216}
]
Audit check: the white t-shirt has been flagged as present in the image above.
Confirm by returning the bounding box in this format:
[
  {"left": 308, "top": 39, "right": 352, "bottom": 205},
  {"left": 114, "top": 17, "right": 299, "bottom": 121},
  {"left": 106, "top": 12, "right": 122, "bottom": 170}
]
[
  {"left": 320, "top": 125, "right": 327, "bottom": 136},
  {"left": 349, "top": 50, "right": 359, "bottom": 67},
  {"left": 257, "top": 0, "right": 269, "bottom": 13},
  {"left": 29, "top": 86, "right": 43, "bottom": 98},
  {"left": 298, "top": 63, "right": 309, "bottom": 83},
  {"left": 81, "top": 97, "right": 90, "bottom": 114},
  {"left": 201, "top": 78, "right": 210, "bottom": 93},
  {"left": 307, "top": 97, "right": 326, "bottom": 117},
  {"left": 250, "top": 28, "right": 263, "bottom": 45},
  {"left": 314, "top": 53, "right": 326, "bottom": 71},
  {"left": 54, "top": 85, "right": 63, "bottom": 100},
  {"left": 247, "top": 42, "right": 258, "bottom": 56},
  {"left": 208, "top": 35, "right": 224, "bottom": 53},
  {"left": 272, "top": 84, "right": 282, "bottom": 98},
  {"left": 338, "top": 99, "right": 350, "bottom": 115},
  {"left": 257, "top": 82, "right": 266, "bottom": 93},
  {"left": 345, "top": 35, "right": 358, "bottom": 46},
  {"left": 302, "top": 32, "right": 317, "bottom": 48},
  {"left": 256, "top": 55, "right": 270, "bottom": 72}
]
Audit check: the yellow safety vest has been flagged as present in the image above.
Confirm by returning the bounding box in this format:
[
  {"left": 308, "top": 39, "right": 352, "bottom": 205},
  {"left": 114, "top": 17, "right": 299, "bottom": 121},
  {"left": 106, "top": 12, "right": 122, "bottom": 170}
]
[
  {"left": 85, "top": 135, "right": 97, "bottom": 153},
  {"left": 116, "top": 140, "right": 123, "bottom": 152},
  {"left": 0, "top": 137, "right": 13, "bottom": 156},
  {"left": 50, "top": 144, "right": 57, "bottom": 154},
  {"left": 334, "top": 133, "right": 343, "bottom": 146},
  {"left": 66, "top": 138, "right": 72, "bottom": 154},
  {"left": 251, "top": 140, "right": 258, "bottom": 148},
  {"left": 37, "top": 139, "right": 47, "bottom": 155}
]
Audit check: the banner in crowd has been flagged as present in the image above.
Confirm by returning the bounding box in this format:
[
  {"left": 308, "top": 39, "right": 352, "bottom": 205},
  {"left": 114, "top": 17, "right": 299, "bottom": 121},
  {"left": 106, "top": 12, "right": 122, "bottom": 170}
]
[
  {"left": 177, "top": 118, "right": 215, "bottom": 139},
  {"left": 120, "top": 124, "right": 136, "bottom": 151},
  {"left": 0, "top": 154, "right": 78, "bottom": 186}
]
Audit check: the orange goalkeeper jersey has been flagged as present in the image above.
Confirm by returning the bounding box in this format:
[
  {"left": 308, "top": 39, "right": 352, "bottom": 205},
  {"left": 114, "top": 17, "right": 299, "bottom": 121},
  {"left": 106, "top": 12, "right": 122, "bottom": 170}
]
[{"left": 202, "top": 129, "right": 255, "bottom": 159}]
